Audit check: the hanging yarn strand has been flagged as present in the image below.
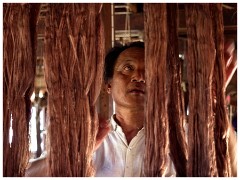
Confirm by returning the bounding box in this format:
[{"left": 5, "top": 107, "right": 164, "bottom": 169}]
[
  {"left": 143, "top": 4, "right": 169, "bottom": 176},
  {"left": 185, "top": 4, "right": 218, "bottom": 176},
  {"left": 3, "top": 3, "right": 40, "bottom": 177},
  {"left": 166, "top": 3, "right": 188, "bottom": 177},
  {"left": 210, "top": 4, "right": 232, "bottom": 177},
  {"left": 44, "top": 3, "right": 104, "bottom": 177}
]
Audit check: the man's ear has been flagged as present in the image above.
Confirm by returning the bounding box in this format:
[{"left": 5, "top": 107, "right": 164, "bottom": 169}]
[{"left": 106, "top": 82, "right": 112, "bottom": 94}]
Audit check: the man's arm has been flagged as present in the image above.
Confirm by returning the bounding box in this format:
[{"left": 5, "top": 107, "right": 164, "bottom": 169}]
[{"left": 224, "top": 40, "right": 237, "bottom": 177}]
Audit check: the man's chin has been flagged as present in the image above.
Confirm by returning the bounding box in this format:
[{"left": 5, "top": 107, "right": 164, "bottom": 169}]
[{"left": 129, "top": 98, "right": 145, "bottom": 106}]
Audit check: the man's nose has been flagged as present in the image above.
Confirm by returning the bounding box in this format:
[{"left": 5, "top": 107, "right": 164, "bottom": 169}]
[{"left": 131, "top": 70, "right": 145, "bottom": 83}]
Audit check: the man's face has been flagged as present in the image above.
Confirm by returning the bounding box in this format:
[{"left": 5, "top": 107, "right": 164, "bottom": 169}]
[{"left": 107, "top": 47, "right": 146, "bottom": 110}]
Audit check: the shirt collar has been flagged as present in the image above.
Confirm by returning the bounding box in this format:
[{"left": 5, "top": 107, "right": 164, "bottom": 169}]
[
  {"left": 109, "top": 114, "right": 145, "bottom": 133},
  {"left": 110, "top": 114, "right": 120, "bottom": 132}
]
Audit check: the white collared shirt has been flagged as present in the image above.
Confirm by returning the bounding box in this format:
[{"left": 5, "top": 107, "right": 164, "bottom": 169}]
[{"left": 93, "top": 115, "right": 176, "bottom": 177}]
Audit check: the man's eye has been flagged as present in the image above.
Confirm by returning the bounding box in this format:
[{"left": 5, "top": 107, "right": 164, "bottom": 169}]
[{"left": 124, "top": 65, "right": 133, "bottom": 71}]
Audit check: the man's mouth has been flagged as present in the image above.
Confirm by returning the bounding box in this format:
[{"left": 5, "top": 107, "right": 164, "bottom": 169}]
[{"left": 129, "top": 89, "right": 145, "bottom": 94}]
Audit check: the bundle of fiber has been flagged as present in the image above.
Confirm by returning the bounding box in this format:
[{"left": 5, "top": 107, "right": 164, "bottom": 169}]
[
  {"left": 166, "top": 4, "right": 188, "bottom": 177},
  {"left": 143, "top": 4, "right": 169, "bottom": 176},
  {"left": 44, "top": 4, "right": 104, "bottom": 176},
  {"left": 185, "top": 3, "right": 231, "bottom": 176},
  {"left": 3, "top": 3, "right": 40, "bottom": 177},
  {"left": 210, "top": 4, "right": 232, "bottom": 177}
]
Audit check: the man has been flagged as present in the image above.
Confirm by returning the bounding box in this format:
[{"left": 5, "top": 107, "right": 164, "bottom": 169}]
[{"left": 93, "top": 41, "right": 175, "bottom": 176}]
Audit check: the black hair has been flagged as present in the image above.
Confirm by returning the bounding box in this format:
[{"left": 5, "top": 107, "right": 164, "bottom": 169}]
[{"left": 104, "top": 41, "right": 144, "bottom": 84}]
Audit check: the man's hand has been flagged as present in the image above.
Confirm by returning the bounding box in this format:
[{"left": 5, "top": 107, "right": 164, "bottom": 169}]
[
  {"left": 94, "top": 117, "right": 111, "bottom": 151},
  {"left": 25, "top": 156, "right": 49, "bottom": 177}
]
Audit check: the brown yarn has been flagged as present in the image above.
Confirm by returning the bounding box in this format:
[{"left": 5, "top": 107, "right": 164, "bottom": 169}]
[
  {"left": 44, "top": 3, "right": 104, "bottom": 176},
  {"left": 210, "top": 4, "right": 232, "bottom": 177},
  {"left": 143, "top": 4, "right": 169, "bottom": 176},
  {"left": 185, "top": 4, "right": 222, "bottom": 176},
  {"left": 166, "top": 4, "right": 188, "bottom": 177},
  {"left": 3, "top": 3, "right": 39, "bottom": 177}
]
